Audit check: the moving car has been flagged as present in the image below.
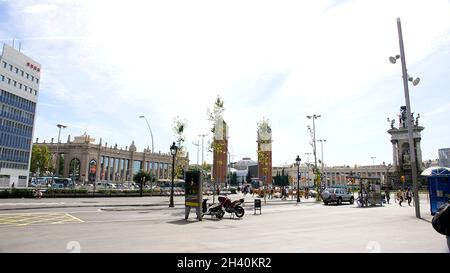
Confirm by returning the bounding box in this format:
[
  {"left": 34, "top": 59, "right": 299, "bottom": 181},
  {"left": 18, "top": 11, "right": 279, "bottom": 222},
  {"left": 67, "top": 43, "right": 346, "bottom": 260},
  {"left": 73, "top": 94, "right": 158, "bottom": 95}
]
[{"left": 321, "top": 187, "right": 354, "bottom": 205}]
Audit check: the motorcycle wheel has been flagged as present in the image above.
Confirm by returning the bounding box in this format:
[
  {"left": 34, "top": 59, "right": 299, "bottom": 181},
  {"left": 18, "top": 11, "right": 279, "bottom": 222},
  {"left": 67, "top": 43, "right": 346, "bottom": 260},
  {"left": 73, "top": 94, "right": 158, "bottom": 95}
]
[
  {"left": 216, "top": 209, "right": 224, "bottom": 219},
  {"left": 235, "top": 206, "right": 245, "bottom": 218}
]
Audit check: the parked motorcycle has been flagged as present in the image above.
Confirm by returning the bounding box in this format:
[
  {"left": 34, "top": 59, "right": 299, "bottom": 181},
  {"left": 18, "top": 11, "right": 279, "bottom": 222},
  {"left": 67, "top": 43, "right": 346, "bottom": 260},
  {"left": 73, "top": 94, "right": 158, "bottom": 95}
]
[
  {"left": 219, "top": 196, "right": 245, "bottom": 218},
  {"left": 202, "top": 198, "right": 225, "bottom": 219}
]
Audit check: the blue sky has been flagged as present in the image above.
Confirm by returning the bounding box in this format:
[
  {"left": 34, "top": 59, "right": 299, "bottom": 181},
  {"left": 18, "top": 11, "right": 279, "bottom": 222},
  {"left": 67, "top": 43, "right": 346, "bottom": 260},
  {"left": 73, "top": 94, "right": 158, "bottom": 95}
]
[{"left": 1, "top": 0, "right": 449, "bottom": 167}]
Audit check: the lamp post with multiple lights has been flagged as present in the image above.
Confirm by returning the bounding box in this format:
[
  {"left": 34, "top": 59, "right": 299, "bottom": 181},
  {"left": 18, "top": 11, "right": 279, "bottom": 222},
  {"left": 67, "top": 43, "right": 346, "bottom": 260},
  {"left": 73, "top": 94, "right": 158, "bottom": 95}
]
[
  {"left": 389, "top": 17, "right": 421, "bottom": 218},
  {"left": 317, "top": 139, "right": 326, "bottom": 186},
  {"left": 52, "top": 124, "right": 67, "bottom": 183},
  {"left": 307, "top": 114, "right": 321, "bottom": 200},
  {"left": 169, "top": 142, "right": 178, "bottom": 208}
]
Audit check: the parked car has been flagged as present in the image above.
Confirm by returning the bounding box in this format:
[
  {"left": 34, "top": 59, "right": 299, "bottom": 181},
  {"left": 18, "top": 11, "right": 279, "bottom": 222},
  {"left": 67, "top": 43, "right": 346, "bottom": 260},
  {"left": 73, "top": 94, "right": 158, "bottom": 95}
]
[{"left": 321, "top": 187, "right": 354, "bottom": 205}]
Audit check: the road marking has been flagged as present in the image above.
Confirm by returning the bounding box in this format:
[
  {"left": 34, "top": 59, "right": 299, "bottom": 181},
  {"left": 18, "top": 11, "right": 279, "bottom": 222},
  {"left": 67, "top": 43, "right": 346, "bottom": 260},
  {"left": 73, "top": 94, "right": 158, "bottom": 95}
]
[
  {"left": 66, "top": 213, "right": 85, "bottom": 223},
  {"left": 0, "top": 212, "right": 83, "bottom": 227}
]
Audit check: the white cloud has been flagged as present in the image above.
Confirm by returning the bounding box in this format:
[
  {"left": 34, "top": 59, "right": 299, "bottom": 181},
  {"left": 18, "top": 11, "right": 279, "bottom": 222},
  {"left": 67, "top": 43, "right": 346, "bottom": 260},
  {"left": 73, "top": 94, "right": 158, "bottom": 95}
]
[{"left": 23, "top": 4, "right": 57, "bottom": 14}]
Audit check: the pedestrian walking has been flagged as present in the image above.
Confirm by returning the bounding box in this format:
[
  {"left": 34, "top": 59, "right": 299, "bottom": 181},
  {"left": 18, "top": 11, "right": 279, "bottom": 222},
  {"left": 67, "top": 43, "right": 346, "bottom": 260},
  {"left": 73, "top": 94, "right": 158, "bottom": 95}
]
[
  {"left": 270, "top": 187, "right": 274, "bottom": 199},
  {"left": 385, "top": 187, "right": 391, "bottom": 204},
  {"left": 406, "top": 187, "right": 413, "bottom": 206},
  {"left": 397, "top": 189, "right": 404, "bottom": 206}
]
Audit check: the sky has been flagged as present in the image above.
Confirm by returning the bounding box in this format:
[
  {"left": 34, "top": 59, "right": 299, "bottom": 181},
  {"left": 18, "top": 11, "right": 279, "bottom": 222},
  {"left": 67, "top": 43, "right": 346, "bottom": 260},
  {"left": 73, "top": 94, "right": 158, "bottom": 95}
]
[{"left": 1, "top": 0, "right": 449, "bottom": 167}]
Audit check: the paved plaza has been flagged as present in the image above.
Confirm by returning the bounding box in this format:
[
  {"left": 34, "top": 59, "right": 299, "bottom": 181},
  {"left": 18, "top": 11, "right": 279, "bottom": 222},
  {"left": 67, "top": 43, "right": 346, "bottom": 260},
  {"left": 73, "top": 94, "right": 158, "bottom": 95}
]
[{"left": 0, "top": 193, "right": 447, "bottom": 253}]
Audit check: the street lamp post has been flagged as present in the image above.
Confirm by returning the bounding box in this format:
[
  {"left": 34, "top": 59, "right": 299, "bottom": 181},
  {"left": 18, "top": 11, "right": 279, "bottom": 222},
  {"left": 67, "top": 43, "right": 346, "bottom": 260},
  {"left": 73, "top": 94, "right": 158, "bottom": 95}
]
[
  {"left": 305, "top": 152, "right": 312, "bottom": 187},
  {"left": 139, "top": 116, "right": 154, "bottom": 153},
  {"left": 318, "top": 139, "right": 326, "bottom": 186},
  {"left": 390, "top": 17, "right": 421, "bottom": 218},
  {"left": 52, "top": 124, "right": 67, "bottom": 184},
  {"left": 169, "top": 142, "right": 178, "bottom": 207},
  {"left": 371, "top": 156, "right": 376, "bottom": 166},
  {"left": 307, "top": 114, "right": 321, "bottom": 200},
  {"left": 193, "top": 141, "right": 200, "bottom": 166},
  {"left": 296, "top": 155, "right": 301, "bottom": 203},
  {"left": 198, "top": 134, "right": 207, "bottom": 166}
]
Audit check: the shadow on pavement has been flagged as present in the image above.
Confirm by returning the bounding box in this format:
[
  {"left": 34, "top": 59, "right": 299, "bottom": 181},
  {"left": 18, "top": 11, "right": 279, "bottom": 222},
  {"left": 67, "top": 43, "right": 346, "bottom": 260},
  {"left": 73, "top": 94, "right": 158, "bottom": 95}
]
[{"left": 167, "top": 219, "right": 202, "bottom": 225}]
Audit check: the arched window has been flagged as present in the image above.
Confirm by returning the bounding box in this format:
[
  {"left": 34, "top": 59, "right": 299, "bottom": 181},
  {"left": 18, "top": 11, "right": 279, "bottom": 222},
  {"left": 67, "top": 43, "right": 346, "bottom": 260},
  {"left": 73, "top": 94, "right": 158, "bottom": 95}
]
[{"left": 89, "top": 159, "right": 97, "bottom": 182}]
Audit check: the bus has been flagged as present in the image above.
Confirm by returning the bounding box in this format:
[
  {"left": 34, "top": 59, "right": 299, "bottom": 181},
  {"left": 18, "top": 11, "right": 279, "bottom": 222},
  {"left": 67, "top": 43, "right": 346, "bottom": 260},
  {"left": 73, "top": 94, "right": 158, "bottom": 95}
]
[
  {"left": 30, "top": 177, "right": 53, "bottom": 187},
  {"left": 51, "top": 178, "right": 75, "bottom": 189}
]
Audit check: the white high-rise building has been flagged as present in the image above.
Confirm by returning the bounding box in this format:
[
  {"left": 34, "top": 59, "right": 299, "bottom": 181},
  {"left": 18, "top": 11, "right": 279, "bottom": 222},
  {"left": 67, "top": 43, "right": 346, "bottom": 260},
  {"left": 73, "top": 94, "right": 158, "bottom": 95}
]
[{"left": 0, "top": 44, "right": 41, "bottom": 188}]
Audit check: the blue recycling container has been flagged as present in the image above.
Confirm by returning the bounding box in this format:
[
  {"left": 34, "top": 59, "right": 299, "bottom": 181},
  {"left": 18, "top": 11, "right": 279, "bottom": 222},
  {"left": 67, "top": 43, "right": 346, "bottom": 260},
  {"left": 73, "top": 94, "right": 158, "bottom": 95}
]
[{"left": 426, "top": 168, "right": 450, "bottom": 215}]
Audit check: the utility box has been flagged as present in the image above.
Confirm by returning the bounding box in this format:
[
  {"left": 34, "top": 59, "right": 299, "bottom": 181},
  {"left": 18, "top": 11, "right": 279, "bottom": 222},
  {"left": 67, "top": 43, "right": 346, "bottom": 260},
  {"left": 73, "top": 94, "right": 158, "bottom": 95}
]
[{"left": 185, "top": 170, "right": 203, "bottom": 221}]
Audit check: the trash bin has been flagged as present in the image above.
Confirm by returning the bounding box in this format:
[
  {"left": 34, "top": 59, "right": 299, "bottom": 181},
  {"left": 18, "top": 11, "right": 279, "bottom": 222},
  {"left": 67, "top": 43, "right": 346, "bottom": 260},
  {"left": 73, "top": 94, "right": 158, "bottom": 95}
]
[{"left": 254, "top": 199, "right": 261, "bottom": 215}]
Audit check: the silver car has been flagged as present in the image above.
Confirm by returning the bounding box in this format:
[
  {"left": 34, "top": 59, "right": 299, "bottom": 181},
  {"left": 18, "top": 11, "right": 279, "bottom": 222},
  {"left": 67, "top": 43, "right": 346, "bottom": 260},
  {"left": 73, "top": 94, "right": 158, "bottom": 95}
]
[{"left": 321, "top": 187, "right": 354, "bottom": 205}]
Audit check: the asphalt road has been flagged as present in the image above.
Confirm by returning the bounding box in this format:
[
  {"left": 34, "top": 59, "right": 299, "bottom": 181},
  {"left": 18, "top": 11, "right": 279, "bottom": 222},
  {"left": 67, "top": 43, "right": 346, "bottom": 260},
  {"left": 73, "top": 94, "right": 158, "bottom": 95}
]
[{"left": 0, "top": 194, "right": 447, "bottom": 253}]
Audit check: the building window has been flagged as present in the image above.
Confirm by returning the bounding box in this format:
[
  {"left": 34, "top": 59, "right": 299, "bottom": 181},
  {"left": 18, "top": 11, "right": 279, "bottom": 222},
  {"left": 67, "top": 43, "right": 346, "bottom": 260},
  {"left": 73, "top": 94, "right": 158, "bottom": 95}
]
[
  {"left": 15, "top": 68, "right": 19, "bottom": 74},
  {"left": 21, "top": 70, "right": 24, "bottom": 76},
  {"left": 36, "top": 78, "right": 39, "bottom": 84},
  {"left": 9, "top": 64, "right": 13, "bottom": 71},
  {"left": 2, "top": 61, "right": 6, "bottom": 68},
  {"left": 1, "top": 75, "right": 4, "bottom": 81},
  {"left": 7, "top": 78, "right": 11, "bottom": 84},
  {"left": 26, "top": 73, "right": 29, "bottom": 79},
  {"left": 133, "top": 161, "right": 141, "bottom": 175}
]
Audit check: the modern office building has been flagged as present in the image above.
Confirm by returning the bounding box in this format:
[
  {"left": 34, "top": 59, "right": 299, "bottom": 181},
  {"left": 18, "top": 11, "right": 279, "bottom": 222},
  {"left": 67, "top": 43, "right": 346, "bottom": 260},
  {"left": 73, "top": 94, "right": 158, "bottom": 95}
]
[{"left": 0, "top": 44, "right": 40, "bottom": 188}]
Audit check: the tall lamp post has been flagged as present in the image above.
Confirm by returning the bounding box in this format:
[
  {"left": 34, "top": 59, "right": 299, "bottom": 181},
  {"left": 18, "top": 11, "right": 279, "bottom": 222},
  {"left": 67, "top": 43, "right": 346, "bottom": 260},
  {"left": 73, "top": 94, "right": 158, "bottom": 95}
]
[
  {"left": 317, "top": 139, "right": 326, "bottom": 186},
  {"left": 296, "top": 155, "right": 301, "bottom": 203},
  {"left": 169, "top": 142, "right": 178, "bottom": 207},
  {"left": 305, "top": 152, "right": 312, "bottom": 187},
  {"left": 371, "top": 156, "right": 376, "bottom": 166},
  {"left": 390, "top": 17, "right": 421, "bottom": 219},
  {"left": 52, "top": 124, "right": 67, "bottom": 183},
  {"left": 198, "top": 134, "right": 207, "bottom": 166},
  {"left": 193, "top": 140, "right": 200, "bottom": 166},
  {"left": 139, "top": 116, "right": 154, "bottom": 153},
  {"left": 307, "top": 114, "right": 321, "bottom": 200}
]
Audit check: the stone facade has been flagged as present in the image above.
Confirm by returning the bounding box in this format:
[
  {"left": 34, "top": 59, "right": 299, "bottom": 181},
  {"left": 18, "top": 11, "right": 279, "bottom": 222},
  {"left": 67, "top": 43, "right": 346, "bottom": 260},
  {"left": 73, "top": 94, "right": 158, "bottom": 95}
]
[{"left": 33, "top": 133, "right": 188, "bottom": 184}]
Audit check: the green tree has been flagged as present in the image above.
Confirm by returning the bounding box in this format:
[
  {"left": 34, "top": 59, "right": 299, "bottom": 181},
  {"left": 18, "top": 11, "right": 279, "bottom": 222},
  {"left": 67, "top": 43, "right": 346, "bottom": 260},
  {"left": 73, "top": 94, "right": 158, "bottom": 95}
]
[
  {"left": 133, "top": 170, "right": 156, "bottom": 195},
  {"left": 30, "top": 145, "right": 54, "bottom": 176}
]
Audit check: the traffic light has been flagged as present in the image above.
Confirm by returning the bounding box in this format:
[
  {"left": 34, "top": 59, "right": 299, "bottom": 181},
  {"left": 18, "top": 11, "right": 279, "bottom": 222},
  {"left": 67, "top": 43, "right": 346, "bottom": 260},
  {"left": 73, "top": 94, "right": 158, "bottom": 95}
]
[{"left": 400, "top": 175, "right": 405, "bottom": 183}]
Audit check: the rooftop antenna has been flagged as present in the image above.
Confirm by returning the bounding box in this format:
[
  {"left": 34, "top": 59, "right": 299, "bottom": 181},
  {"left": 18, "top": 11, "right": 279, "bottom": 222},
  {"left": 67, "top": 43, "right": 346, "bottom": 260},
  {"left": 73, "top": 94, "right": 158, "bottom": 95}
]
[
  {"left": 12, "top": 39, "right": 15, "bottom": 49},
  {"left": 19, "top": 42, "right": 22, "bottom": 52}
]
